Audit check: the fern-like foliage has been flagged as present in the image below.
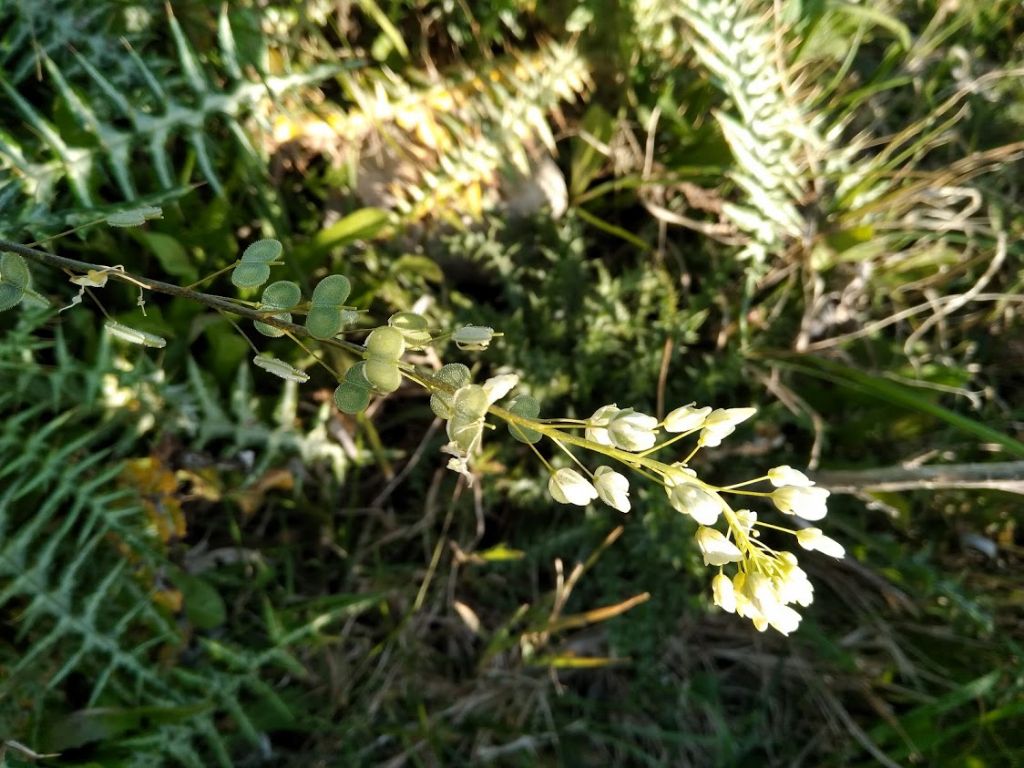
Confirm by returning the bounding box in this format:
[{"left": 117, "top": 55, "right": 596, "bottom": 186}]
[
  {"left": 270, "top": 42, "right": 590, "bottom": 220},
  {"left": 0, "top": 1, "right": 337, "bottom": 236},
  {"left": 0, "top": 313, "right": 368, "bottom": 764}
]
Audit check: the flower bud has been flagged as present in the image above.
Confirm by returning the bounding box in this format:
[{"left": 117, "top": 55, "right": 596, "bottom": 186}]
[
  {"left": 795, "top": 528, "right": 845, "bottom": 558},
  {"left": 665, "top": 478, "right": 722, "bottom": 525},
  {"left": 771, "top": 486, "right": 830, "bottom": 520},
  {"left": 607, "top": 408, "right": 659, "bottom": 451},
  {"left": 768, "top": 465, "right": 814, "bottom": 488},
  {"left": 548, "top": 468, "right": 598, "bottom": 506},
  {"left": 663, "top": 404, "right": 711, "bottom": 433},
  {"left": 585, "top": 404, "right": 620, "bottom": 446},
  {"left": 594, "top": 466, "right": 630, "bottom": 513},
  {"left": 695, "top": 527, "right": 743, "bottom": 566},
  {"left": 698, "top": 407, "right": 757, "bottom": 447},
  {"left": 712, "top": 573, "right": 737, "bottom": 613}
]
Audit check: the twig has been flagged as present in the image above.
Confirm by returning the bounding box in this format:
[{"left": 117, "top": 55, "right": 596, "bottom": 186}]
[{"left": 816, "top": 461, "right": 1024, "bottom": 496}]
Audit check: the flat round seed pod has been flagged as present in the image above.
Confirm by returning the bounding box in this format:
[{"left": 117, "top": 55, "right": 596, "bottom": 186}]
[
  {"left": 365, "top": 326, "right": 405, "bottom": 360},
  {"left": 365, "top": 359, "right": 402, "bottom": 393}
]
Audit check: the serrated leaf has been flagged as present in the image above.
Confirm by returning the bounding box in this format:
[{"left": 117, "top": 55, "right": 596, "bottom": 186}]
[
  {"left": 507, "top": 395, "right": 542, "bottom": 444},
  {"left": 334, "top": 382, "right": 371, "bottom": 414}
]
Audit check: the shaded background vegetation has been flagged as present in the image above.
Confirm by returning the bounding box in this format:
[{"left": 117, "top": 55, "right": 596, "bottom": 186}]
[{"left": 1, "top": 0, "right": 1023, "bottom": 765}]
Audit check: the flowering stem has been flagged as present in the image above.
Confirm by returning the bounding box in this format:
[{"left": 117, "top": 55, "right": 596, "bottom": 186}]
[
  {"left": 636, "top": 429, "right": 700, "bottom": 458},
  {"left": 721, "top": 476, "right": 768, "bottom": 490}
]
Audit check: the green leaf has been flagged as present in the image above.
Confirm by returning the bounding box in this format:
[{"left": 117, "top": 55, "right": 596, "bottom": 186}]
[
  {"left": 334, "top": 382, "right": 371, "bottom": 414},
  {"left": 346, "top": 361, "right": 373, "bottom": 388},
  {"left": 170, "top": 571, "right": 227, "bottom": 630},
  {"left": 309, "top": 208, "right": 389, "bottom": 258},
  {"left": 0, "top": 253, "right": 28, "bottom": 311},
  {"left": 137, "top": 231, "right": 196, "bottom": 280},
  {"left": 507, "top": 395, "right": 542, "bottom": 444}
]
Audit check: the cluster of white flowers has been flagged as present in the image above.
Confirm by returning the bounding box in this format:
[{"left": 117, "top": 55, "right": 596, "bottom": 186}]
[
  {"left": 434, "top": 382, "right": 844, "bottom": 636},
  {"left": 545, "top": 402, "right": 845, "bottom": 635}
]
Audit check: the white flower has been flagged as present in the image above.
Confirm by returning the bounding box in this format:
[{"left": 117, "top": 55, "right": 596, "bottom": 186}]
[
  {"left": 695, "top": 527, "right": 743, "bottom": 566},
  {"left": 665, "top": 478, "right": 722, "bottom": 525},
  {"left": 766, "top": 604, "right": 802, "bottom": 635},
  {"left": 712, "top": 573, "right": 736, "bottom": 613},
  {"left": 734, "top": 509, "right": 758, "bottom": 534},
  {"left": 768, "top": 465, "right": 814, "bottom": 488},
  {"left": 663, "top": 404, "right": 711, "bottom": 433},
  {"left": 698, "top": 407, "right": 756, "bottom": 447},
  {"left": 777, "top": 561, "right": 814, "bottom": 607},
  {"left": 796, "top": 528, "right": 845, "bottom": 559},
  {"left": 607, "top": 408, "right": 659, "bottom": 451},
  {"left": 744, "top": 571, "right": 781, "bottom": 618},
  {"left": 771, "top": 486, "right": 830, "bottom": 520},
  {"left": 585, "top": 404, "right": 620, "bottom": 446},
  {"left": 482, "top": 373, "right": 519, "bottom": 405},
  {"left": 548, "top": 468, "right": 598, "bottom": 506},
  {"left": 594, "top": 466, "right": 630, "bottom": 513}
]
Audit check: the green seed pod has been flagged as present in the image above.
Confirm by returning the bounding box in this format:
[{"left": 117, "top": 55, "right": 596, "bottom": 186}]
[
  {"left": 232, "top": 239, "right": 283, "bottom": 289},
  {"left": 231, "top": 263, "right": 271, "bottom": 289},
  {"left": 0, "top": 253, "right": 30, "bottom": 312},
  {"left": 429, "top": 363, "right": 472, "bottom": 419},
  {"left": 310, "top": 274, "right": 351, "bottom": 307},
  {"left": 242, "top": 239, "right": 283, "bottom": 263},
  {"left": 104, "top": 320, "right": 167, "bottom": 348},
  {"left": 388, "top": 311, "right": 432, "bottom": 349},
  {"left": 254, "top": 280, "right": 301, "bottom": 337},
  {"left": 334, "top": 382, "right": 370, "bottom": 414},
  {"left": 104, "top": 205, "right": 163, "bottom": 227},
  {"left": 453, "top": 384, "right": 488, "bottom": 419},
  {"left": 365, "top": 326, "right": 405, "bottom": 360},
  {"left": 452, "top": 325, "right": 494, "bottom": 351},
  {"left": 507, "top": 395, "right": 542, "bottom": 444},
  {"left": 365, "top": 359, "right": 402, "bottom": 393},
  {"left": 252, "top": 355, "right": 309, "bottom": 383},
  {"left": 345, "top": 361, "right": 373, "bottom": 388}
]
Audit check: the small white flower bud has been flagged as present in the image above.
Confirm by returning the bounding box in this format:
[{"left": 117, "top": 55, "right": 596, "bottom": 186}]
[
  {"left": 771, "top": 486, "right": 830, "bottom": 520},
  {"left": 665, "top": 479, "right": 722, "bottom": 525},
  {"left": 712, "top": 573, "right": 736, "bottom": 613},
  {"left": 594, "top": 466, "right": 631, "bottom": 513},
  {"left": 698, "top": 407, "right": 757, "bottom": 447},
  {"left": 607, "top": 408, "right": 659, "bottom": 451},
  {"left": 768, "top": 465, "right": 814, "bottom": 488},
  {"left": 796, "top": 528, "right": 845, "bottom": 558},
  {"left": 663, "top": 404, "right": 711, "bottom": 433},
  {"left": 585, "top": 404, "right": 620, "bottom": 446},
  {"left": 695, "top": 527, "right": 743, "bottom": 566},
  {"left": 548, "top": 468, "right": 598, "bottom": 506}
]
